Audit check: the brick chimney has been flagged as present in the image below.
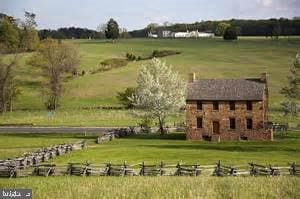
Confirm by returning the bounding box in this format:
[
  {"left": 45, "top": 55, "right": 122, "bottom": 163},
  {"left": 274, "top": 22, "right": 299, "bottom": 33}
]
[
  {"left": 188, "top": 73, "right": 196, "bottom": 83},
  {"left": 260, "top": 72, "right": 267, "bottom": 83}
]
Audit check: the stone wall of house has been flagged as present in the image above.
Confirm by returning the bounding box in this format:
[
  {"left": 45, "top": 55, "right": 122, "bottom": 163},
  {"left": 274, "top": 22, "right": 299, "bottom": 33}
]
[{"left": 186, "top": 99, "right": 272, "bottom": 141}]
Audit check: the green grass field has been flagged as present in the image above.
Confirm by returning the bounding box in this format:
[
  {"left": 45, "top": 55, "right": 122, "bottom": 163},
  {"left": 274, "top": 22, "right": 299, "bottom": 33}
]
[
  {"left": 0, "top": 131, "right": 299, "bottom": 198},
  {"left": 1, "top": 37, "right": 299, "bottom": 127},
  {"left": 1, "top": 131, "right": 299, "bottom": 165},
  {"left": 0, "top": 133, "right": 96, "bottom": 159}
]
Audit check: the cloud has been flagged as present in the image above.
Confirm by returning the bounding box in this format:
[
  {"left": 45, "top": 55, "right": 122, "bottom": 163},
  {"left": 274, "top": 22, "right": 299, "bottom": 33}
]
[
  {"left": 252, "top": 0, "right": 300, "bottom": 18},
  {"left": 261, "top": 0, "right": 273, "bottom": 7}
]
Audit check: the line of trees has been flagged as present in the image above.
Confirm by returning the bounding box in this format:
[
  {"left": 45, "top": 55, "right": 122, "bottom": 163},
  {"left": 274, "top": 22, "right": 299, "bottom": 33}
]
[
  {"left": 37, "top": 18, "right": 300, "bottom": 40},
  {"left": 39, "top": 18, "right": 129, "bottom": 40},
  {"left": 39, "top": 27, "right": 105, "bottom": 40},
  {"left": 39, "top": 18, "right": 300, "bottom": 40},
  {"left": 129, "top": 18, "right": 300, "bottom": 38}
]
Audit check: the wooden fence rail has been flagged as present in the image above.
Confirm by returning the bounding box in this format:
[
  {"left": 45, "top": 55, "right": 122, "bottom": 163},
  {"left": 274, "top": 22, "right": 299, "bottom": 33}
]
[{"left": 0, "top": 160, "right": 299, "bottom": 178}]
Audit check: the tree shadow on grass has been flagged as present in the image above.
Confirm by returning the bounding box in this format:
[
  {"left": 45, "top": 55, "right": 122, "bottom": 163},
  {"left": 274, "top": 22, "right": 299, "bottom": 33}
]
[
  {"left": 0, "top": 133, "right": 96, "bottom": 140},
  {"left": 138, "top": 143, "right": 300, "bottom": 153},
  {"left": 127, "top": 132, "right": 300, "bottom": 141},
  {"left": 79, "top": 40, "right": 114, "bottom": 45},
  {"left": 127, "top": 133, "right": 186, "bottom": 140}
]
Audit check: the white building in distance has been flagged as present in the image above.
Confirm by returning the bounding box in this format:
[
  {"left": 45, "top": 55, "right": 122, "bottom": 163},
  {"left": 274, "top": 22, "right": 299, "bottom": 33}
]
[{"left": 168, "top": 30, "right": 214, "bottom": 38}]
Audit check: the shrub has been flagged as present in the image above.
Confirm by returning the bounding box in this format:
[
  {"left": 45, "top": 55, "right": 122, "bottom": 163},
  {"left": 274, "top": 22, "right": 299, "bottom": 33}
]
[
  {"left": 126, "top": 53, "right": 136, "bottom": 61},
  {"left": 116, "top": 87, "right": 136, "bottom": 108},
  {"left": 90, "top": 58, "right": 129, "bottom": 74},
  {"left": 100, "top": 58, "right": 128, "bottom": 69},
  {"left": 223, "top": 27, "right": 238, "bottom": 40},
  {"left": 152, "top": 50, "right": 181, "bottom": 58},
  {"left": 138, "top": 116, "right": 154, "bottom": 133}
]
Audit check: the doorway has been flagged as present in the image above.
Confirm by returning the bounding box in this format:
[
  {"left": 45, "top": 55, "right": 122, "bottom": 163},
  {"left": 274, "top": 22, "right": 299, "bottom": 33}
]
[{"left": 213, "top": 121, "right": 220, "bottom": 134}]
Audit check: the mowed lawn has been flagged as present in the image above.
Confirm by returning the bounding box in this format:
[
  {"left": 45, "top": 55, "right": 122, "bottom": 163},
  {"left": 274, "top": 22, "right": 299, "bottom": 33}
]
[
  {"left": 1, "top": 131, "right": 299, "bottom": 165},
  {"left": 1, "top": 37, "right": 300, "bottom": 127}
]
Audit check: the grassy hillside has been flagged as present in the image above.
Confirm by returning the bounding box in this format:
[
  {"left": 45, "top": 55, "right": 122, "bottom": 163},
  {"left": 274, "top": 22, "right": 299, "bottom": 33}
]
[
  {"left": 1, "top": 37, "right": 299, "bottom": 126},
  {"left": 14, "top": 37, "right": 300, "bottom": 109}
]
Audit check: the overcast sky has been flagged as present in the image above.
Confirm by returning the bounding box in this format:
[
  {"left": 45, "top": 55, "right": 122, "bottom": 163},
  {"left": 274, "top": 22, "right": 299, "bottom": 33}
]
[{"left": 1, "top": 0, "right": 300, "bottom": 30}]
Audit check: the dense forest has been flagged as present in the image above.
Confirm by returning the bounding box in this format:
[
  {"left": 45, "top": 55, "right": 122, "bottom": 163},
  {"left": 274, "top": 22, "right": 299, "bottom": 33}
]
[{"left": 39, "top": 27, "right": 105, "bottom": 40}]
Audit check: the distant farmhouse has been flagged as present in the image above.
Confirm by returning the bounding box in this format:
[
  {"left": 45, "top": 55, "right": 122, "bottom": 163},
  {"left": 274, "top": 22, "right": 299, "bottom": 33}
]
[
  {"left": 186, "top": 73, "right": 273, "bottom": 141},
  {"left": 148, "top": 30, "right": 215, "bottom": 38}
]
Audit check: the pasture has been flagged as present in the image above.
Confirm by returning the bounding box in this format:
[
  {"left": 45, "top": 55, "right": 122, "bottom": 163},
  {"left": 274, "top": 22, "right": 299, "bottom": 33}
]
[{"left": 1, "top": 37, "right": 299, "bottom": 127}]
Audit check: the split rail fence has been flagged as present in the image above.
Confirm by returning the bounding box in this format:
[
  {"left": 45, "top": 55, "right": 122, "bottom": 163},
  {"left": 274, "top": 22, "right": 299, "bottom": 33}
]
[
  {"left": 0, "top": 160, "right": 299, "bottom": 178},
  {"left": 0, "top": 140, "right": 87, "bottom": 178}
]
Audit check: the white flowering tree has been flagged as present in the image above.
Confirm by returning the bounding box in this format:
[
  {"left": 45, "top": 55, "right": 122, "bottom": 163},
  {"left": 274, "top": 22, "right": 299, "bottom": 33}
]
[{"left": 131, "top": 58, "right": 186, "bottom": 135}]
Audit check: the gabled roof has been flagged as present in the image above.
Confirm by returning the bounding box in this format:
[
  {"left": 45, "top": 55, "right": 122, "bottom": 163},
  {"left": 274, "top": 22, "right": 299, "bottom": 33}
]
[{"left": 187, "top": 78, "right": 266, "bottom": 101}]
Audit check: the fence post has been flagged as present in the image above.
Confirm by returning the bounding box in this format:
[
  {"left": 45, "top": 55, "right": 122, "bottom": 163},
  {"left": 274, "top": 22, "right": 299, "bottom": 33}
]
[
  {"left": 175, "top": 162, "right": 181, "bottom": 176},
  {"left": 195, "top": 163, "right": 200, "bottom": 176},
  {"left": 140, "top": 161, "right": 145, "bottom": 176},
  {"left": 290, "top": 162, "right": 296, "bottom": 176},
  {"left": 123, "top": 161, "right": 127, "bottom": 176},
  {"left": 160, "top": 161, "right": 164, "bottom": 176},
  {"left": 214, "top": 160, "right": 221, "bottom": 176},
  {"left": 107, "top": 162, "right": 112, "bottom": 176},
  {"left": 249, "top": 162, "right": 256, "bottom": 176},
  {"left": 67, "top": 163, "right": 73, "bottom": 175}
]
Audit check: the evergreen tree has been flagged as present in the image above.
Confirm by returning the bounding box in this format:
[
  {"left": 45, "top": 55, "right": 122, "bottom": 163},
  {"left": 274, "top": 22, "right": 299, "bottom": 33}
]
[
  {"left": 223, "top": 26, "right": 238, "bottom": 40},
  {"left": 105, "top": 18, "right": 119, "bottom": 42}
]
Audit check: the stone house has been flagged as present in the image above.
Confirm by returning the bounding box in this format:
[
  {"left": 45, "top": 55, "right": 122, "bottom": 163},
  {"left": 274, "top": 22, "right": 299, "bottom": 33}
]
[{"left": 186, "top": 73, "right": 273, "bottom": 141}]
